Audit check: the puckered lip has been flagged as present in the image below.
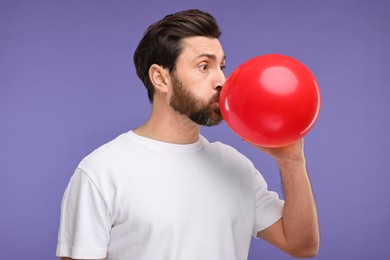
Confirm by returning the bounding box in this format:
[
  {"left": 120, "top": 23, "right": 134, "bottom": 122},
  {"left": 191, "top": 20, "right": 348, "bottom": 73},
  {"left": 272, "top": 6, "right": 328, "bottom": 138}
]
[{"left": 210, "top": 92, "right": 221, "bottom": 104}]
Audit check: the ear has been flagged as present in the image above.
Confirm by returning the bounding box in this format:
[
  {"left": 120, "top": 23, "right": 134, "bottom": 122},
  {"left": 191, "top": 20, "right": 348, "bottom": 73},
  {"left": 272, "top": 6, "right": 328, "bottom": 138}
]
[{"left": 149, "top": 64, "right": 169, "bottom": 94}]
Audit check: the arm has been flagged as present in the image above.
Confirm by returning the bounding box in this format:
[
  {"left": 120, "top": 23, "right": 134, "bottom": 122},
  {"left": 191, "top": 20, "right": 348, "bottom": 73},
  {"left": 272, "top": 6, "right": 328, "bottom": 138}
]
[
  {"left": 254, "top": 139, "right": 319, "bottom": 257},
  {"left": 57, "top": 170, "right": 110, "bottom": 260}
]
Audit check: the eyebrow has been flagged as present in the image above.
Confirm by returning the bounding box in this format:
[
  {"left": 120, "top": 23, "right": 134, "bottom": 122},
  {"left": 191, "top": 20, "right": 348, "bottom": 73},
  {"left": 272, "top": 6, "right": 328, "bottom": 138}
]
[{"left": 195, "top": 53, "right": 226, "bottom": 62}]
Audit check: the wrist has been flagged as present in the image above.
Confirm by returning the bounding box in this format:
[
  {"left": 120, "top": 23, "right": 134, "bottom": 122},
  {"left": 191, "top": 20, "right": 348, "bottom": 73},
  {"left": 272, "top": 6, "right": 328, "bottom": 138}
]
[{"left": 277, "top": 157, "right": 306, "bottom": 172}]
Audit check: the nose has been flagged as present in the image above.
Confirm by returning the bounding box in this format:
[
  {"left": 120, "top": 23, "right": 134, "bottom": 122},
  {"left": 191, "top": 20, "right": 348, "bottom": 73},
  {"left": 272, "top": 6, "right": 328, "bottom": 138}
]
[{"left": 214, "top": 69, "right": 226, "bottom": 90}]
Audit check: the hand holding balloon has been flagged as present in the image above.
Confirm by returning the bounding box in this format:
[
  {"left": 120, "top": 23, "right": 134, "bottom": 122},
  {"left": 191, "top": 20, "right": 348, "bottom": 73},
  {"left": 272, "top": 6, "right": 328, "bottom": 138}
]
[{"left": 219, "top": 54, "right": 320, "bottom": 147}]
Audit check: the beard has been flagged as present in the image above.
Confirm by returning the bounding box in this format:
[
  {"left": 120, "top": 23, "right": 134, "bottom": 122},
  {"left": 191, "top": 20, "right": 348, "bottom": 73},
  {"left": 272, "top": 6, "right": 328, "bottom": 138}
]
[{"left": 169, "top": 75, "right": 223, "bottom": 126}]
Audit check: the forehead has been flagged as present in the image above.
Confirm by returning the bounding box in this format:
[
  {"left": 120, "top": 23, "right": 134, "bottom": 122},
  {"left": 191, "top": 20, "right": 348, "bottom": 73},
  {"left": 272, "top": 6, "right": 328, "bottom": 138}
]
[{"left": 180, "top": 36, "right": 225, "bottom": 61}]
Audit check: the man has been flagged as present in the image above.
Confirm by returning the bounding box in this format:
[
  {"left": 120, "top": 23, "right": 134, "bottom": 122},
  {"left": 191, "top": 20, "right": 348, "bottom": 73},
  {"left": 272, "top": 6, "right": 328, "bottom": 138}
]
[{"left": 57, "top": 9, "right": 319, "bottom": 260}]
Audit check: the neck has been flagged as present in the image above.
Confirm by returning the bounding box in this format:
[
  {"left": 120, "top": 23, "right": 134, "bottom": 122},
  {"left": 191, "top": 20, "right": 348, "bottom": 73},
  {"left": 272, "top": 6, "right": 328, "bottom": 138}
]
[{"left": 134, "top": 102, "right": 200, "bottom": 144}]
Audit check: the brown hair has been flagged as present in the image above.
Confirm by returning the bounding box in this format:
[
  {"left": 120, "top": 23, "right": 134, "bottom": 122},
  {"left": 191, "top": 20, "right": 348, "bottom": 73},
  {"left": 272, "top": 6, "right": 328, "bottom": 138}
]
[{"left": 133, "top": 9, "right": 222, "bottom": 103}]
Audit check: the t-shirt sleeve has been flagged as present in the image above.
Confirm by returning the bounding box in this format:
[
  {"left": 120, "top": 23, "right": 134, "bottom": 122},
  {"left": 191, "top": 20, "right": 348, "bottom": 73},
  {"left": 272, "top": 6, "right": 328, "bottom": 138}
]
[
  {"left": 56, "top": 168, "right": 111, "bottom": 259},
  {"left": 252, "top": 169, "right": 285, "bottom": 238}
]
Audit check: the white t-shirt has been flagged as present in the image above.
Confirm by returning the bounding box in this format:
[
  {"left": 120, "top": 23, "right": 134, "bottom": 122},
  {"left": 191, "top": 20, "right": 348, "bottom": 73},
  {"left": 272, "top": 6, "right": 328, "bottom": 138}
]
[{"left": 57, "top": 131, "right": 284, "bottom": 260}]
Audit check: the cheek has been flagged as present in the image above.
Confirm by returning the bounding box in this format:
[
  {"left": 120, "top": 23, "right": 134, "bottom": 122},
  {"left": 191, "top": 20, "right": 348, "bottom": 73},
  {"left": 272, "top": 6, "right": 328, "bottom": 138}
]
[
  {"left": 176, "top": 70, "right": 213, "bottom": 99},
  {"left": 191, "top": 84, "right": 212, "bottom": 102},
  {"left": 187, "top": 78, "right": 214, "bottom": 97}
]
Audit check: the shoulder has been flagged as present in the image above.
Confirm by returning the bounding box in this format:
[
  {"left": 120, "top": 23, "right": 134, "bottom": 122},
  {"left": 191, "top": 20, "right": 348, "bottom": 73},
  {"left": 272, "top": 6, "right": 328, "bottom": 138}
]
[
  {"left": 202, "top": 136, "right": 248, "bottom": 159},
  {"left": 201, "top": 136, "right": 256, "bottom": 170},
  {"left": 77, "top": 132, "right": 133, "bottom": 174}
]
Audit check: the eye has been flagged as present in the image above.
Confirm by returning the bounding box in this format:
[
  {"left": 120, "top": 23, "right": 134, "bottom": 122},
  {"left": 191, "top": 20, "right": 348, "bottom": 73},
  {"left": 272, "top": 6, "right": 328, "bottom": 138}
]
[
  {"left": 220, "top": 65, "right": 226, "bottom": 71},
  {"left": 199, "top": 63, "right": 209, "bottom": 72}
]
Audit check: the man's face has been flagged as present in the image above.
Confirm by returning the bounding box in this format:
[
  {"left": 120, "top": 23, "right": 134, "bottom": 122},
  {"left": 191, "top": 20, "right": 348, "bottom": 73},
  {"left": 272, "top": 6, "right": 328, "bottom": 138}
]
[{"left": 169, "top": 36, "right": 226, "bottom": 126}]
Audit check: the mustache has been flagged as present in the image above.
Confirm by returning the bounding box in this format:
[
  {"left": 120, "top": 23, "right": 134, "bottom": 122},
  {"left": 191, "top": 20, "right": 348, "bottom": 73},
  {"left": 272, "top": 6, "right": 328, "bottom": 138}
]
[{"left": 209, "top": 91, "right": 221, "bottom": 104}]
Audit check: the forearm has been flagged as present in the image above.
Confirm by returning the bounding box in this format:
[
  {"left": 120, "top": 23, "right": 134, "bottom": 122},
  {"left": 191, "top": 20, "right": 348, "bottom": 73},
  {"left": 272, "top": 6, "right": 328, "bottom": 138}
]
[{"left": 278, "top": 157, "right": 319, "bottom": 256}]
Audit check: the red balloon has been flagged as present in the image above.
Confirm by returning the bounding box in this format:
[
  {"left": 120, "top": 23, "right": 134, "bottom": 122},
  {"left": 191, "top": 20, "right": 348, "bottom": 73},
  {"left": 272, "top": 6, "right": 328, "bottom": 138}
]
[{"left": 219, "top": 54, "right": 321, "bottom": 147}]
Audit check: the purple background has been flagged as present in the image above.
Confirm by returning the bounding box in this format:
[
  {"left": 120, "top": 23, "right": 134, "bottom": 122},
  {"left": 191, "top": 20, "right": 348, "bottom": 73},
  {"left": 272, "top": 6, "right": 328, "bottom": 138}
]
[{"left": 1, "top": 0, "right": 389, "bottom": 259}]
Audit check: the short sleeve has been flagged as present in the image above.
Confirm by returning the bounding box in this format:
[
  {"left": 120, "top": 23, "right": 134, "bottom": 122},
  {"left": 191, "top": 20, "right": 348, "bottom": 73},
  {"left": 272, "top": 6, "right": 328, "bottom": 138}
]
[
  {"left": 56, "top": 168, "right": 111, "bottom": 259},
  {"left": 252, "top": 170, "right": 285, "bottom": 238}
]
